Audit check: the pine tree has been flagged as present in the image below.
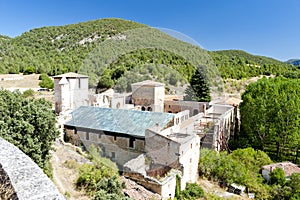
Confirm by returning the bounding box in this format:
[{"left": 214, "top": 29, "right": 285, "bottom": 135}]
[{"left": 184, "top": 66, "right": 211, "bottom": 102}]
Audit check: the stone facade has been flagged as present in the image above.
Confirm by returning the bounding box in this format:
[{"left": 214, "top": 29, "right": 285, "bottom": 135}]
[
  {"left": 131, "top": 80, "right": 165, "bottom": 112},
  {"left": 75, "top": 128, "right": 145, "bottom": 168},
  {"left": 145, "top": 128, "right": 200, "bottom": 190},
  {"left": 54, "top": 72, "right": 89, "bottom": 113},
  {"left": 201, "top": 104, "right": 236, "bottom": 151},
  {"left": 164, "top": 100, "right": 207, "bottom": 116}
]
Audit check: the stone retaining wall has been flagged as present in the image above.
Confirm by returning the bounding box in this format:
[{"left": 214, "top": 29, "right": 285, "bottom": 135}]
[{"left": 0, "top": 138, "right": 65, "bottom": 200}]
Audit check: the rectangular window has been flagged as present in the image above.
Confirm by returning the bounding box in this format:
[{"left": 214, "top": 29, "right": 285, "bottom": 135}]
[
  {"left": 111, "top": 152, "right": 115, "bottom": 159},
  {"left": 129, "top": 137, "right": 135, "bottom": 148},
  {"left": 86, "top": 132, "right": 89, "bottom": 140},
  {"left": 78, "top": 78, "right": 81, "bottom": 88}
]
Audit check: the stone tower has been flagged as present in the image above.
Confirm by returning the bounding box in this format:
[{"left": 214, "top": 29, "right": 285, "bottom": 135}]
[
  {"left": 53, "top": 72, "right": 89, "bottom": 113},
  {"left": 131, "top": 80, "right": 165, "bottom": 112}
]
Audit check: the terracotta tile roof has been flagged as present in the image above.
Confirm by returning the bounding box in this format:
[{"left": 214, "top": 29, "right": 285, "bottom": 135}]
[{"left": 262, "top": 162, "right": 300, "bottom": 177}]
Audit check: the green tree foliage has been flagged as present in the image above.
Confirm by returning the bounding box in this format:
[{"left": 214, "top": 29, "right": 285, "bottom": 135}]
[
  {"left": 0, "top": 18, "right": 146, "bottom": 76},
  {"left": 23, "top": 66, "right": 35, "bottom": 75},
  {"left": 184, "top": 66, "right": 211, "bottom": 102},
  {"left": 38, "top": 73, "right": 54, "bottom": 89},
  {"left": 0, "top": 90, "right": 59, "bottom": 169},
  {"left": 0, "top": 19, "right": 299, "bottom": 83},
  {"left": 269, "top": 168, "right": 286, "bottom": 185},
  {"left": 199, "top": 148, "right": 272, "bottom": 199},
  {"left": 22, "top": 89, "right": 35, "bottom": 98},
  {"left": 93, "top": 176, "right": 131, "bottom": 200},
  {"left": 270, "top": 173, "right": 300, "bottom": 199},
  {"left": 237, "top": 77, "right": 300, "bottom": 163},
  {"left": 76, "top": 145, "right": 128, "bottom": 199},
  {"left": 177, "top": 183, "right": 204, "bottom": 200},
  {"left": 209, "top": 50, "right": 300, "bottom": 79}
]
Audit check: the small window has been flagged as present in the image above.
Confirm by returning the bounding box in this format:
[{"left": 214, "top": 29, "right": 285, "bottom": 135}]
[
  {"left": 141, "top": 106, "right": 146, "bottom": 111},
  {"left": 193, "top": 109, "right": 199, "bottom": 116},
  {"left": 78, "top": 78, "right": 81, "bottom": 88},
  {"left": 114, "top": 136, "right": 117, "bottom": 141},
  {"left": 190, "top": 158, "right": 192, "bottom": 163},
  {"left": 98, "top": 134, "right": 101, "bottom": 139},
  {"left": 129, "top": 137, "right": 135, "bottom": 148},
  {"left": 147, "top": 107, "right": 152, "bottom": 111},
  {"left": 190, "top": 143, "right": 193, "bottom": 149},
  {"left": 86, "top": 132, "right": 89, "bottom": 140},
  {"left": 111, "top": 152, "right": 115, "bottom": 158}
]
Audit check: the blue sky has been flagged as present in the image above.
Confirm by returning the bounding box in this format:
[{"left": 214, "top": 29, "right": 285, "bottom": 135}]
[{"left": 0, "top": 0, "right": 299, "bottom": 61}]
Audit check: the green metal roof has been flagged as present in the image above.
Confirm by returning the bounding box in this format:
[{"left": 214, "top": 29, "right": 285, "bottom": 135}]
[{"left": 65, "top": 106, "right": 174, "bottom": 138}]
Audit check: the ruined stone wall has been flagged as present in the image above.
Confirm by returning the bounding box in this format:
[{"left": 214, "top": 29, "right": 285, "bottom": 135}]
[
  {"left": 164, "top": 101, "right": 207, "bottom": 116},
  {"left": 0, "top": 138, "right": 64, "bottom": 200},
  {"left": 145, "top": 129, "right": 180, "bottom": 166},
  {"left": 77, "top": 130, "right": 145, "bottom": 169},
  {"left": 123, "top": 171, "right": 177, "bottom": 200}
]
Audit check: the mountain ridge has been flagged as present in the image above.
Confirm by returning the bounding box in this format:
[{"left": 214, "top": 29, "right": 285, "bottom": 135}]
[{"left": 0, "top": 18, "right": 298, "bottom": 87}]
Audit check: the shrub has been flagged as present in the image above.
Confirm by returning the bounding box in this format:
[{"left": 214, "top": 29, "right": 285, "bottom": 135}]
[
  {"left": 39, "top": 74, "right": 54, "bottom": 89},
  {"left": 23, "top": 66, "right": 35, "bottom": 75},
  {"left": 22, "top": 89, "right": 35, "bottom": 98},
  {"left": 269, "top": 168, "right": 286, "bottom": 185},
  {"left": 179, "top": 183, "right": 204, "bottom": 200}
]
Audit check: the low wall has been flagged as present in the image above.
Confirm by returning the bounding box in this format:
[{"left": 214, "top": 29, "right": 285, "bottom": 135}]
[{"left": 0, "top": 138, "right": 65, "bottom": 200}]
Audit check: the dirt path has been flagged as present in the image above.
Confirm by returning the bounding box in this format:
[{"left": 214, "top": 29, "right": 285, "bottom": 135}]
[
  {"left": 198, "top": 179, "right": 249, "bottom": 199},
  {"left": 50, "top": 140, "right": 90, "bottom": 200}
]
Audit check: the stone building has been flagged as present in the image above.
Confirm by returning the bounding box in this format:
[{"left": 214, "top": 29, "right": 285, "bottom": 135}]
[
  {"left": 60, "top": 77, "right": 238, "bottom": 199},
  {"left": 64, "top": 106, "right": 199, "bottom": 199},
  {"left": 131, "top": 80, "right": 165, "bottom": 112},
  {"left": 164, "top": 99, "right": 208, "bottom": 116},
  {"left": 262, "top": 162, "right": 300, "bottom": 181},
  {"left": 53, "top": 72, "right": 89, "bottom": 113},
  {"left": 64, "top": 106, "right": 176, "bottom": 168}
]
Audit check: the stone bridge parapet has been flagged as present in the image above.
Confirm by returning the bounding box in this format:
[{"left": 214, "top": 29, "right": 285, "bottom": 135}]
[{"left": 0, "top": 138, "right": 65, "bottom": 200}]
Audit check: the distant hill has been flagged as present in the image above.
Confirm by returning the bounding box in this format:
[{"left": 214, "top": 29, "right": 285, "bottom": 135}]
[
  {"left": 0, "top": 18, "right": 147, "bottom": 75},
  {"left": 0, "top": 18, "right": 299, "bottom": 88},
  {"left": 286, "top": 59, "right": 300, "bottom": 66},
  {"left": 0, "top": 18, "right": 214, "bottom": 89},
  {"left": 209, "top": 50, "right": 298, "bottom": 79}
]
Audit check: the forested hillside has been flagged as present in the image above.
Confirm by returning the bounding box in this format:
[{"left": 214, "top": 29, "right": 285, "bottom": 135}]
[
  {"left": 0, "top": 18, "right": 299, "bottom": 90},
  {"left": 209, "top": 50, "right": 299, "bottom": 79},
  {"left": 0, "top": 18, "right": 146, "bottom": 75}
]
